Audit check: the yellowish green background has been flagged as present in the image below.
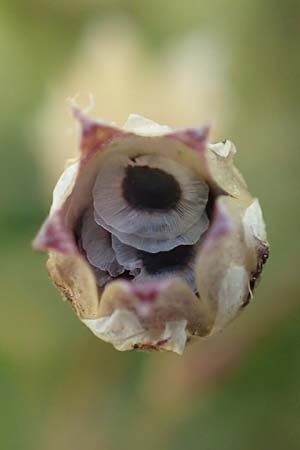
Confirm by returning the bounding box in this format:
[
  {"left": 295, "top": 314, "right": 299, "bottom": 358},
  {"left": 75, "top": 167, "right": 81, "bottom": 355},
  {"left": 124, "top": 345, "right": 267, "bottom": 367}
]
[{"left": 1, "top": 1, "right": 299, "bottom": 449}]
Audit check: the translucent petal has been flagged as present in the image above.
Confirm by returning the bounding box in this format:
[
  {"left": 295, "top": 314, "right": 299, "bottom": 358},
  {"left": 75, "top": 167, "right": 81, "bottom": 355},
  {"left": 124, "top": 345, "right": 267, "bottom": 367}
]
[
  {"left": 93, "top": 153, "right": 209, "bottom": 239},
  {"left": 111, "top": 235, "right": 143, "bottom": 271},
  {"left": 112, "top": 236, "right": 198, "bottom": 291},
  {"left": 92, "top": 267, "right": 112, "bottom": 288},
  {"left": 96, "top": 210, "right": 209, "bottom": 253},
  {"left": 81, "top": 208, "right": 124, "bottom": 276}
]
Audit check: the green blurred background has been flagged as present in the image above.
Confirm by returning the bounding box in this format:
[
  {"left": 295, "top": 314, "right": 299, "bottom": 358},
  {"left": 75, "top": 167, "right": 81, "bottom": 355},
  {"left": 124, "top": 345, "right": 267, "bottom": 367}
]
[{"left": 1, "top": 1, "right": 299, "bottom": 449}]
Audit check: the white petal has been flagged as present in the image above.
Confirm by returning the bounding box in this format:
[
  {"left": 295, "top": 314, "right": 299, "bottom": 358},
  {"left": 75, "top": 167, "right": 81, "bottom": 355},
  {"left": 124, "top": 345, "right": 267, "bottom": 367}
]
[
  {"left": 50, "top": 161, "right": 79, "bottom": 215},
  {"left": 123, "top": 114, "right": 172, "bottom": 136},
  {"left": 243, "top": 199, "right": 267, "bottom": 247},
  {"left": 81, "top": 208, "right": 123, "bottom": 276},
  {"left": 209, "top": 140, "right": 236, "bottom": 158},
  {"left": 213, "top": 265, "right": 249, "bottom": 331},
  {"left": 82, "top": 309, "right": 187, "bottom": 355}
]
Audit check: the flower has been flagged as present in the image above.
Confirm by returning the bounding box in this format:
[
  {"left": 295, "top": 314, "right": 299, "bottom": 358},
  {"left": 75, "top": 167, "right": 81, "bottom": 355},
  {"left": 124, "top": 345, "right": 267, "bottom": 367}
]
[{"left": 33, "top": 108, "right": 269, "bottom": 354}]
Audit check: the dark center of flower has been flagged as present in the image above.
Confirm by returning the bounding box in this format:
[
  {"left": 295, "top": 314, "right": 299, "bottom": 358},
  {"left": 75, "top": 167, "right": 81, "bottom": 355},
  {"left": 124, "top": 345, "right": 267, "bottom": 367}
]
[
  {"left": 122, "top": 165, "right": 181, "bottom": 210},
  {"left": 138, "top": 245, "right": 194, "bottom": 275}
]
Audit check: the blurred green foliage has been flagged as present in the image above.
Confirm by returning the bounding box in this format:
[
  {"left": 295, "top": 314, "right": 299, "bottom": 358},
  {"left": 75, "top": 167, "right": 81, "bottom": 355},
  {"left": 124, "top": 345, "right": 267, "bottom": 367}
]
[{"left": 0, "top": 0, "right": 299, "bottom": 449}]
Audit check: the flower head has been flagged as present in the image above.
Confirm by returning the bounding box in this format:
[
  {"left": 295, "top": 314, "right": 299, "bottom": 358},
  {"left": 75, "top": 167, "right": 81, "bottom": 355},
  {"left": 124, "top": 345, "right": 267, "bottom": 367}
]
[{"left": 33, "top": 108, "right": 269, "bottom": 354}]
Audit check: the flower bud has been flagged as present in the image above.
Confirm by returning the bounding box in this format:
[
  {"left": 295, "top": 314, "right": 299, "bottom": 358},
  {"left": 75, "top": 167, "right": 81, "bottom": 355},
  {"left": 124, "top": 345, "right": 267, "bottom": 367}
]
[{"left": 33, "top": 108, "right": 269, "bottom": 354}]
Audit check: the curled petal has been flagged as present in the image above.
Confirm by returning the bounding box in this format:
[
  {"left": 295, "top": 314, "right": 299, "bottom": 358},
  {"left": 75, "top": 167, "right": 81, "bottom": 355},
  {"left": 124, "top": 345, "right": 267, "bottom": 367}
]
[
  {"left": 81, "top": 207, "right": 123, "bottom": 276},
  {"left": 83, "top": 278, "right": 213, "bottom": 354},
  {"left": 195, "top": 195, "right": 268, "bottom": 332}
]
